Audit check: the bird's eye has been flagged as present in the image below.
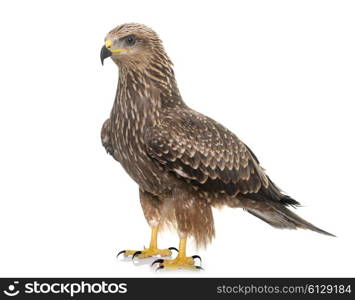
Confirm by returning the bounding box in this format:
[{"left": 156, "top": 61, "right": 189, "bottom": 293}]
[{"left": 125, "top": 35, "right": 136, "bottom": 45}]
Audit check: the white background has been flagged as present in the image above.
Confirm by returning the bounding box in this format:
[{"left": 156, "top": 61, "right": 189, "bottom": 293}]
[{"left": 0, "top": 0, "right": 354, "bottom": 277}]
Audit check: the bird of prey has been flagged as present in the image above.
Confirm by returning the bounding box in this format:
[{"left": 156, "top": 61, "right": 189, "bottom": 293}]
[{"left": 100, "top": 23, "right": 333, "bottom": 270}]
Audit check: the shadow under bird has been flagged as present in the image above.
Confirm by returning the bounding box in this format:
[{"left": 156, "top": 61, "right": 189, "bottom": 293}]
[{"left": 100, "top": 23, "right": 334, "bottom": 270}]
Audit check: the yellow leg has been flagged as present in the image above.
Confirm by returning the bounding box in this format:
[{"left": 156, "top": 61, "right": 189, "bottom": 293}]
[
  {"left": 152, "top": 237, "right": 202, "bottom": 270},
  {"left": 117, "top": 226, "right": 177, "bottom": 258}
]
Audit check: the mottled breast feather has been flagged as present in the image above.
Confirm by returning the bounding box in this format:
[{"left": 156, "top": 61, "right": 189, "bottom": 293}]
[{"left": 145, "top": 109, "right": 269, "bottom": 196}]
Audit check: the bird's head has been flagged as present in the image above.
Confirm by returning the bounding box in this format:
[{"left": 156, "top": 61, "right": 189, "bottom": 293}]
[{"left": 100, "top": 23, "right": 167, "bottom": 68}]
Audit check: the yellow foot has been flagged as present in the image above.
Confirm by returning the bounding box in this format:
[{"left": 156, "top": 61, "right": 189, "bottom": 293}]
[
  {"left": 117, "top": 247, "right": 178, "bottom": 259},
  {"left": 152, "top": 255, "right": 203, "bottom": 270}
]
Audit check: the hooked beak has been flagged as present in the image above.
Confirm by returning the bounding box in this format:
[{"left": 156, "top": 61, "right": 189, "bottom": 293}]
[
  {"left": 100, "top": 39, "right": 129, "bottom": 65},
  {"left": 100, "top": 45, "right": 112, "bottom": 65}
]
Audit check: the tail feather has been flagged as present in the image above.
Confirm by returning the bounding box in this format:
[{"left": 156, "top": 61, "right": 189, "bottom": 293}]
[{"left": 246, "top": 201, "right": 335, "bottom": 237}]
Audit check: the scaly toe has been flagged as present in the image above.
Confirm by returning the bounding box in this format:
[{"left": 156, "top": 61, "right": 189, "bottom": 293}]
[
  {"left": 117, "top": 250, "right": 140, "bottom": 258},
  {"left": 154, "top": 255, "right": 202, "bottom": 270},
  {"left": 118, "top": 247, "right": 173, "bottom": 259}
]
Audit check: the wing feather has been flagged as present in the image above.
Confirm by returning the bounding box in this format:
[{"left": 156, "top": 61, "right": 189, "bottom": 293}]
[{"left": 145, "top": 109, "right": 268, "bottom": 196}]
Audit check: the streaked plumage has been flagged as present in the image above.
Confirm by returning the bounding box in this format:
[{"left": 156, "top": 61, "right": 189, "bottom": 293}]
[{"left": 100, "top": 23, "right": 333, "bottom": 264}]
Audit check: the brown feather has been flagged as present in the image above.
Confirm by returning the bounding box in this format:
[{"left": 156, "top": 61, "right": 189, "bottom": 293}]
[{"left": 101, "top": 23, "right": 333, "bottom": 246}]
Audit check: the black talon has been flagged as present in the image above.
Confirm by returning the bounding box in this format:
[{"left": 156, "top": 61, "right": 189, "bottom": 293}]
[
  {"left": 156, "top": 265, "right": 165, "bottom": 271},
  {"left": 117, "top": 250, "right": 126, "bottom": 258},
  {"left": 168, "top": 247, "right": 179, "bottom": 252},
  {"left": 132, "top": 251, "right": 142, "bottom": 260},
  {"left": 192, "top": 255, "right": 202, "bottom": 262},
  {"left": 195, "top": 266, "right": 204, "bottom": 270},
  {"left": 151, "top": 259, "right": 164, "bottom": 267}
]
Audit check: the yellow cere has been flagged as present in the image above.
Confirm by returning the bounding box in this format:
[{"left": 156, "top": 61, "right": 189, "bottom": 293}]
[
  {"left": 105, "top": 39, "right": 112, "bottom": 48},
  {"left": 105, "top": 39, "right": 128, "bottom": 54}
]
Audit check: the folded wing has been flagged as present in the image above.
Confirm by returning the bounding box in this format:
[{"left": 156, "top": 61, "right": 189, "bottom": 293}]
[{"left": 145, "top": 109, "right": 269, "bottom": 196}]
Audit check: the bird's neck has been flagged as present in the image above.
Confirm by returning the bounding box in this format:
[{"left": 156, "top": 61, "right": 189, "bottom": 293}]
[
  {"left": 111, "top": 57, "right": 186, "bottom": 131},
  {"left": 116, "top": 58, "right": 186, "bottom": 111}
]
